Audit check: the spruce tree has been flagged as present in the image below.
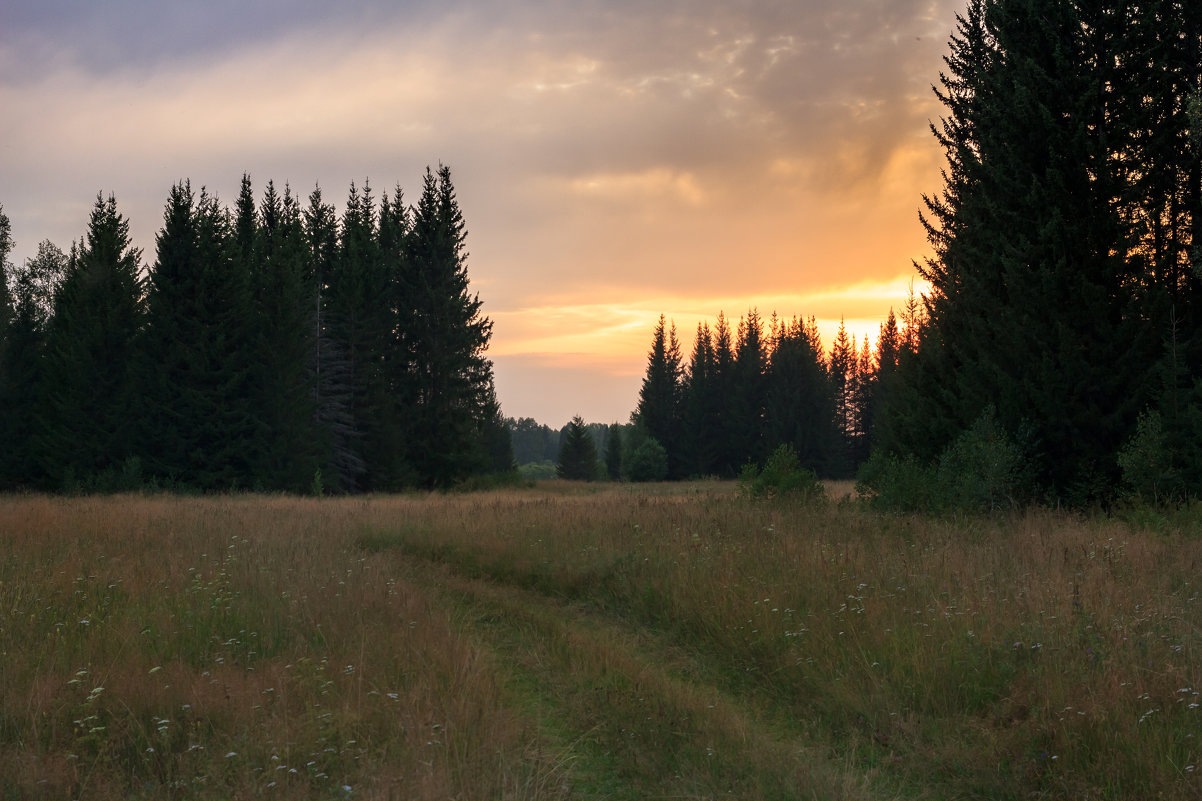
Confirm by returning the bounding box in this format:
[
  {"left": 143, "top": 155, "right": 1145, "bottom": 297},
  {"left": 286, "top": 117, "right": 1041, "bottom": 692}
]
[
  {"left": 765, "top": 316, "right": 839, "bottom": 476},
  {"left": 732, "top": 309, "right": 769, "bottom": 468},
  {"left": 375, "top": 185, "right": 414, "bottom": 485},
  {"left": 710, "top": 312, "right": 738, "bottom": 475},
  {"left": 605, "top": 423, "right": 623, "bottom": 479},
  {"left": 634, "top": 314, "right": 682, "bottom": 475},
  {"left": 39, "top": 194, "right": 144, "bottom": 486},
  {"left": 851, "top": 336, "right": 876, "bottom": 465},
  {"left": 327, "top": 181, "right": 397, "bottom": 488},
  {"left": 250, "top": 181, "right": 320, "bottom": 491},
  {"left": 892, "top": 0, "right": 1147, "bottom": 499},
  {"left": 139, "top": 183, "right": 256, "bottom": 489},
  {"left": 556, "top": 415, "right": 597, "bottom": 480},
  {"left": 679, "top": 321, "right": 719, "bottom": 476},
  {"left": 305, "top": 185, "right": 364, "bottom": 491},
  {"left": 827, "top": 319, "right": 856, "bottom": 476},
  {"left": 864, "top": 310, "right": 901, "bottom": 451},
  {"left": 403, "top": 165, "right": 497, "bottom": 487}
]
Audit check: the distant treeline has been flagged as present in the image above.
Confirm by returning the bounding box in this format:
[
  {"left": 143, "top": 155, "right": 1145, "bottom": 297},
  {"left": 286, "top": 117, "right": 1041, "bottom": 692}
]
[
  {"left": 636, "top": 0, "right": 1202, "bottom": 507},
  {"left": 0, "top": 166, "right": 513, "bottom": 493},
  {"left": 506, "top": 417, "right": 614, "bottom": 466},
  {"left": 631, "top": 309, "right": 913, "bottom": 481}
]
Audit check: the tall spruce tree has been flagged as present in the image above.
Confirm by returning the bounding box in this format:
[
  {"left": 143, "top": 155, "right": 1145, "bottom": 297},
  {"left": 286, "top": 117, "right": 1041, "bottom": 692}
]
[
  {"left": 557, "top": 415, "right": 598, "bottom": 480},
  {"left": 250, "top": 181, "right": 320, "bottom": 491},
  {"left": 679, "top": 321, "right": 719, "bottom": 476},
  {"left": 402, "top": 165, "right": 497, "bottom": 487},
  {"left": 139, "top": 183, "right": 256, "bottom": 489},
  {"left": 827, "top": 319, "right": 856, "bottom": 476},
  {"left": 850, "top": 336, "right": 876, "bottom": 465},
  {"left": 863, "top": 310, "right": 901, "bottom": 450},
  {"left": 375, "top": 185, "right": 415, "bottom": 485},
  {"left": 327, "top": 181, "right": 398, "bottom": 488},
  {"left": 710, "top": 312, "right": 739, "bottom": 474},
  {"left": 765, "top": 316, "right": 840, "bottom": 476},
  {"left": 39, "top": 194, "right": 144, "bottom": 485},
  {"left": 891, "top": 0, "right": 1147, "bottom": 500},
  {"left": 634, "top": 314, "right": 682, "bottom": 474},
  {"left": 605, "top": 422, "right": 623, "bottom": 479},
  {"left": 305, "top": 185, "right": 364, "bottom": 491},
  {"left": 732, "top": 309, "right": 769, "bottom": 468}
]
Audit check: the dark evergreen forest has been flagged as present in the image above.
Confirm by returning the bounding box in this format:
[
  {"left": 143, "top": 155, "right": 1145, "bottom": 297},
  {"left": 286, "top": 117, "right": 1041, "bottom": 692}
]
[
  {"left": 0, "top": 166, "right": 514, "bottom": 492},
  {"left": 634, "top": 0, "right": 1202, "bottom": 507},
  {"left": 5, "top": 0, "right": 1201, "bottom": 504},
  {"left": 631, "top": 308, "right": 910, "bottom": 482}
]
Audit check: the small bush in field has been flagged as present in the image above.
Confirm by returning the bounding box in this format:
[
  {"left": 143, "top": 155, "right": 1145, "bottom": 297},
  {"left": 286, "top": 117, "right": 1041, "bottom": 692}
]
[
  {"left": 858, "top": 409, "right": 1027, "bottom": 513},
  {"left": 855, "top": 450, "right": 938, "bottom": 512},
  {"left": 738, "top": 444, "right": 824, "bottom": 501}
]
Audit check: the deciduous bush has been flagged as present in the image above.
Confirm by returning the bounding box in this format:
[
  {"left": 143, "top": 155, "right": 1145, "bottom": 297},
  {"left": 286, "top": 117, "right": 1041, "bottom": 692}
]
[
  {"left": 738, "top": 444, "right": 824, "bottom": 501},
  {"left": 858, "top": 410, "right": 1028, "bottom": 514}
]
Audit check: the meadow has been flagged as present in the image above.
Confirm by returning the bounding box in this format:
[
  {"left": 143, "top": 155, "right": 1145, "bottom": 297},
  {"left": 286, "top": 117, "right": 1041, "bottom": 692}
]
[{"left": 1, "top": 483, "right": 1200, "bottom": 799}]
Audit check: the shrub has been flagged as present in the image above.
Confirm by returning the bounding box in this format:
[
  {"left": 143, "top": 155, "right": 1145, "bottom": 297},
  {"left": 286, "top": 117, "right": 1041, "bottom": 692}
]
[
  {"left": 1118, "top": 410, "right": 1182, "bottom": 506},
  {"left": 453, "top": 470, "right": 533, "bottom": 492},
  {"left": 518, "top": 460, "right": 558, "bottom": 480},
  {"left": 738, "top": 444, "right": 824, "bottom": 501},
  {"left": 858, "top": 410, "right": 1027, "bottom": 514},
  {"left": 936, "top": 410, "right": 1027, "bottom": 512},
  {"left": 855, "top": 451, "right": 938, "bottom": 513},
  {"left": 625, "top": 438, "right": 668, "bottom": 482}
]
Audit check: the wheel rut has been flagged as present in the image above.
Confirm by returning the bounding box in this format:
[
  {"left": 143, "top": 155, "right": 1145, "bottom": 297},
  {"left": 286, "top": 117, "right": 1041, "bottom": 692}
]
[{"left": 397, "top": 551, "right": 893, "bottom": 801}]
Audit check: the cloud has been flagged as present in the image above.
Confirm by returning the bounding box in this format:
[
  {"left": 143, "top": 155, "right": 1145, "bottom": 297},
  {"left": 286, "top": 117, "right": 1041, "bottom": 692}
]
[{"left": 1, "top": 0, "right": 962, "bottom": 423}]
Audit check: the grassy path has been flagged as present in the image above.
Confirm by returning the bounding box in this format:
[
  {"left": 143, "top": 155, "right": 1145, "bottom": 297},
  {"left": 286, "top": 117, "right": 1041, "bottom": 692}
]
[{"left": 394, "top": 551, "right": 892, "bottom": 801}]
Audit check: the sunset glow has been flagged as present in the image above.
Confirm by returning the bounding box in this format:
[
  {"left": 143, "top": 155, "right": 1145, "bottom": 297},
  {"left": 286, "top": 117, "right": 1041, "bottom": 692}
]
[{"left": 1, "top": 0, "right": 959, "bottom": 425}]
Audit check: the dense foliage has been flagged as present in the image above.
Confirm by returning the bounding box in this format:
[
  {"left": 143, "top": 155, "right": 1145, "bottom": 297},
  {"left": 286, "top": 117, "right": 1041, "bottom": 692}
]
[{"left": 0, "top": 168, "right": 511, "bottom": 492}]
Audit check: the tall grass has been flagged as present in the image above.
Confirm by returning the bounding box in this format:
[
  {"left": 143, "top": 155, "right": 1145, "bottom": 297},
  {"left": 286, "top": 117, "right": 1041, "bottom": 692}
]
[
  {"left": 0, "top": 495, "right": 555, "bottom": 800},
  {"left": 360, "top": 482, "right": 1202, "bottom": 799},
  {"left": 2, "top": 486, "right": 1200, "bottom": 798}
]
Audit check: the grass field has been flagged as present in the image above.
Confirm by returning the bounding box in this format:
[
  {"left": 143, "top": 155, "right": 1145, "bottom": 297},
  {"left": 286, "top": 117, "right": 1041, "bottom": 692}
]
[{"left": 2, "top": 483, "right": 1200, "bottom": 799}]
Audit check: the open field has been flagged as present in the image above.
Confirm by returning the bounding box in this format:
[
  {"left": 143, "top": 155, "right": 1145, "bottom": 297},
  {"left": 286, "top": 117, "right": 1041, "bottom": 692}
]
[{"left": 2, "top": 484, "right": 1201, "bottom": 799}]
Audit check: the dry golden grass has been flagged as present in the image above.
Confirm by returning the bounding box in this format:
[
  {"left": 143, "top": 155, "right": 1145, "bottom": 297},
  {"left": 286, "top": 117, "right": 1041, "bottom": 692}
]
[{"left": 2, "top": 486, "right": 1201, "bottom": 799}]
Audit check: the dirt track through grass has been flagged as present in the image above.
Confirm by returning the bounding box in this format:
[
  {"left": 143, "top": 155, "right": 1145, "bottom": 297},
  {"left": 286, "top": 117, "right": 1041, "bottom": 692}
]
[{"left": 393, "top": 550, "right": 884, "bottom": 801}]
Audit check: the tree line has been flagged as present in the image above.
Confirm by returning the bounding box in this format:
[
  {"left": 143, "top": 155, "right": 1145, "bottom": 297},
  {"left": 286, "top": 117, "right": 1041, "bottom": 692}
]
[
  {"left": 506, "top": 416, "right": 624, "bottom": 480},
  {"left": 636, "top": 0, "right": 1202, "bottom": 506},
  {"left": 632, "top": 304, "right": 920, "bottom": 481},
  {"left": 0, "top": 166, "right": 513, "bottom": 493}
]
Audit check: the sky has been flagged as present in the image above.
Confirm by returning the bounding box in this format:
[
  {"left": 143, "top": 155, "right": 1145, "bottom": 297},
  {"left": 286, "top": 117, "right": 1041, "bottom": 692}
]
[{"left": 0, "top": 0, "right": 958, "bottom": 427}]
